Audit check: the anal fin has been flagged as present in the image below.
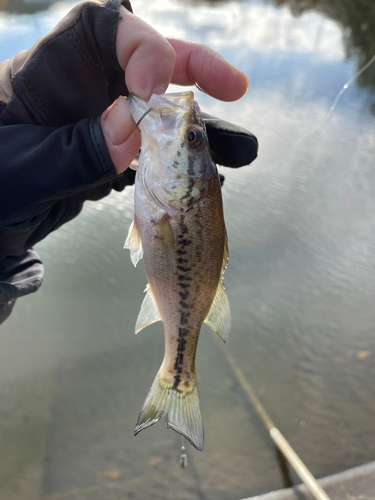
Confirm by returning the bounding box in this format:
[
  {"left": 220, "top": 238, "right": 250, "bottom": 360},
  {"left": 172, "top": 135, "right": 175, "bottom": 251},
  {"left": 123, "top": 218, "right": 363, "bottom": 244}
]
[{"left": 135, "top": 284, "right": 161, "bottom": 334}]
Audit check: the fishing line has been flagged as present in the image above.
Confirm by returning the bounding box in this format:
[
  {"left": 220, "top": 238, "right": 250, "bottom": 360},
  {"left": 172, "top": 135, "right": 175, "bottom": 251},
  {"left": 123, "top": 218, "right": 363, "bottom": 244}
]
[
  {"left": 180, "top": 436, "right": 188, "bottom": 468},
  {"left": 136, "top": 54, "right": 375, "bottom": 160},
  {"left": 204, "top": 53, "right": 375, "bottom": 148},
  {"left": 325, "top": 53, "right": 375, "bottom": 121},
  {"left": 294, "top": 52, "right": 375, "bottom": 146},
  {"left": 241, "top": 122, "right": 290, "bottom": 143},
  {"left": 202, "top": 118, "right": 290, "bottom": 144}
]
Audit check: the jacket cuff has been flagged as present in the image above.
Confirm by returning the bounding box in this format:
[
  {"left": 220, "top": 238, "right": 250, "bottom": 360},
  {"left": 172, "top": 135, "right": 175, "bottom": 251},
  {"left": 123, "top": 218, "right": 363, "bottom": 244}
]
[{"left": 89, "top": 116, "right": 116, "bottom": 175}]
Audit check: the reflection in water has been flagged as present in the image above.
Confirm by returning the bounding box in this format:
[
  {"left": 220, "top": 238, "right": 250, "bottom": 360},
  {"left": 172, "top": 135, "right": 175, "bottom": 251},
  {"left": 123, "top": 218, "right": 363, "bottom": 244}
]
[
  {"left": 0, "top": 0, "right": 63, "bottom": 15},
  {"left": 1, "top": 0, "right": 375, "bottom": 499},
  {"left": 195, "top": 0, "right": 375, "bottom": 111},
  {"left": 269, "top": 0, "right": 375, "bottom": 111}
]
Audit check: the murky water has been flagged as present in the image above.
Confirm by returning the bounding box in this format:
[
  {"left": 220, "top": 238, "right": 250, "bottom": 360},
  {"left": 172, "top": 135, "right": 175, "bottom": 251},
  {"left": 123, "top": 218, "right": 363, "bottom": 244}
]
[{"left": 1, "top": 0, "right": 375, "bottom": 499}]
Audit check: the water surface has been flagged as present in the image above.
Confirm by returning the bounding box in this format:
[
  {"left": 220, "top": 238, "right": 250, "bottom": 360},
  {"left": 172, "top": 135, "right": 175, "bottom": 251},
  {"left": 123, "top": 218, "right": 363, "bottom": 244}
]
[{"left": 1, "top": 0, "right": 375, "bottom": 499}]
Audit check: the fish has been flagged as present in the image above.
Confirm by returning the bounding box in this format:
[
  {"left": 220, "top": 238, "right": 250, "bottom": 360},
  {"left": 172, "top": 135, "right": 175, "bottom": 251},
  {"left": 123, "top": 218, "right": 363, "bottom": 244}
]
[{"left": 125, "top": 91, "right": 231, "bottom": 451}]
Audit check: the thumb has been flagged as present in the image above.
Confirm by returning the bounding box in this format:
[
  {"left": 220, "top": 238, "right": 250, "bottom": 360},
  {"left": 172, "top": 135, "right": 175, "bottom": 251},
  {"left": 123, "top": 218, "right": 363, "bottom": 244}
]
[{"left": 100, "top": 97, "right": 141, "bottom": 174}]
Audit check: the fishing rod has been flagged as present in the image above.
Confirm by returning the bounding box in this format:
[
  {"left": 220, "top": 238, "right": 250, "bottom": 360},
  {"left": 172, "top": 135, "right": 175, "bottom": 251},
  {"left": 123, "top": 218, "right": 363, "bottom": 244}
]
[{"left": 217, "top": 340, "right": 332, "bottom": 500}]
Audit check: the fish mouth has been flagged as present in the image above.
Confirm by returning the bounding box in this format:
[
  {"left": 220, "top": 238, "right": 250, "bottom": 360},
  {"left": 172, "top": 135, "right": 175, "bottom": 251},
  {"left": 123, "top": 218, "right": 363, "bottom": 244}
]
[
  {"left": 128, "top": 92, "right": 205, "bottom": 142},
  {"left": 128, "top": 92, "right": 197, "bottom": 125},
  {"left": 147, "top": 91, "right": 195, "bottom": 111},
  {"left": 128, "top": 91, "right": 194, "bottom": 110}
]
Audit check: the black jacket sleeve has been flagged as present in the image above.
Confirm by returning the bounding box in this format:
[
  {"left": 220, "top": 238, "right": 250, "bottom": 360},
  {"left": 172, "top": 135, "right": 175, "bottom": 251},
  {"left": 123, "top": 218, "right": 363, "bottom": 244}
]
[{"left": 0, "top": 0, "right": 134, "bottom": 260}]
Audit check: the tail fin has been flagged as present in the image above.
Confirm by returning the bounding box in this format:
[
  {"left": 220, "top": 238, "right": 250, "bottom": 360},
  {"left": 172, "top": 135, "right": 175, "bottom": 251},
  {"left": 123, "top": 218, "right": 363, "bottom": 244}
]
[{"left": 134, "top": 369, "right": 204, "bottom": 451}]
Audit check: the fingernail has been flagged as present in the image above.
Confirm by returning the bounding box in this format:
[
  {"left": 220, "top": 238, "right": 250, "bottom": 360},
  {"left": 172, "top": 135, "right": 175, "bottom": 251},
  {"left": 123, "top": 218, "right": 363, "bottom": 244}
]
[
  {"left": 101, "top": 97, "right": 136, "bottom": 146},
  {"left": 151, "top": 85, "right": 166, "bottom": 97},
  {"left": 233, "top": 67, "right": 250, "bottom": 93},
  {"left": 241, "top": 71, "right": 250, "bottom": 92}
]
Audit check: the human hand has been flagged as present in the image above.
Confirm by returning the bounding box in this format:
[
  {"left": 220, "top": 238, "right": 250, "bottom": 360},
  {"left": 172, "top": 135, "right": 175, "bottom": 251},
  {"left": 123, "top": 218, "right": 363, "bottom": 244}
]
[{"left": 101, "top": 5, "right": 252, "bottom": 174}]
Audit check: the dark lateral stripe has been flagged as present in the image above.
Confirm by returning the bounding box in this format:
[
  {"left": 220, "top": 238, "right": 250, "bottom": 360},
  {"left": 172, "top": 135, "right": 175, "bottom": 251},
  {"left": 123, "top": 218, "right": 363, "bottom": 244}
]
[
  {"left": 172, "top": 375, "right": 181, "bottom": 389},
  {"left": 179, "top": 239, "right": 192, "bottom": 246},
  {"left": 178, "top": 275, "right": 192, "bottom": 281},
  {"left": 178, "top": 283, "right": 190, "bottom": 289},
  {"left": 180, "top": 312, "right": 190, "bottom": 324},
  {"left": 177, "top": 266, "right": 191, "bottom": 272}
]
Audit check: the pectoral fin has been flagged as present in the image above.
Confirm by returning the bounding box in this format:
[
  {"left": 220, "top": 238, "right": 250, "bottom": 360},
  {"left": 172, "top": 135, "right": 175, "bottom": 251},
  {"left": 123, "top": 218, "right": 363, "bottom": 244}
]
[
  {"left": 204, "top": 280, "right": 231, "bottom": 343},
  {"left": 157, "top": 217, "right": 175, "bottom": 268},
  {"left": 124, "top": 219, "right": 143, "bottom": 267},
  {"left": 135, "top": 284, "right": 161, "bottom": 334}
]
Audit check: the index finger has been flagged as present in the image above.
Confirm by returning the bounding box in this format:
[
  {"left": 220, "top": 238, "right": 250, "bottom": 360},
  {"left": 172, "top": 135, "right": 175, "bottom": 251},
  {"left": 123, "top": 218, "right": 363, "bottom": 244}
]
[
  {"left": 116, "top": 6, "right": 176, "bottom": 100},
  {"left": 167, "top": 39, "right": 249, "bottom": 102}
]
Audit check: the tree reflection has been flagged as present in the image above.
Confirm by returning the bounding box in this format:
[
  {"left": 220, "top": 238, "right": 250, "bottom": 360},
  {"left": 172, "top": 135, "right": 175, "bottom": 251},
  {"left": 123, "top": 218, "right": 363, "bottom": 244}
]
[
  {"left": 189, "top": 0, "right": 375, "bottom": 111},
  {"left": 269, "top": 0, "right": 375, "bottom": 112},
  {"left": 0, "top": 0, "right": 62, "bottom": 15}
]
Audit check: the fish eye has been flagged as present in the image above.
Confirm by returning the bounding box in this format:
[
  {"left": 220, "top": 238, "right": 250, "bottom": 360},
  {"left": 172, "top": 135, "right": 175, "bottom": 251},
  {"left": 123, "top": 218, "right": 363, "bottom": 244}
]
[
  {"left": 187, "top": 130, "right": 196, "bottom": 142},
  {"left": 185, "top": 127, "right": 205, "bottom": 150}
]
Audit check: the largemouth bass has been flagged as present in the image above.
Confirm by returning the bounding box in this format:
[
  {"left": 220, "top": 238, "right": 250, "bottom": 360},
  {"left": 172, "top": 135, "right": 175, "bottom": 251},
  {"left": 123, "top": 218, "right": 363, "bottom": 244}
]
[{"left": 125, "top": 91, "right": 231, "bottom": 451}]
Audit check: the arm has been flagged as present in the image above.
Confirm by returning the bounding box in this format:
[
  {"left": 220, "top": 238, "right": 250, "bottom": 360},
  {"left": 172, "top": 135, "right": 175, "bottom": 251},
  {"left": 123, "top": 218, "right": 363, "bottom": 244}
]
[{"left": 0, "top": 0, "right": 133, "bottom": 258}]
